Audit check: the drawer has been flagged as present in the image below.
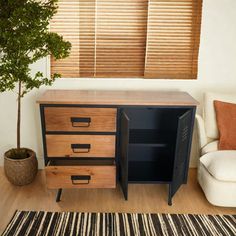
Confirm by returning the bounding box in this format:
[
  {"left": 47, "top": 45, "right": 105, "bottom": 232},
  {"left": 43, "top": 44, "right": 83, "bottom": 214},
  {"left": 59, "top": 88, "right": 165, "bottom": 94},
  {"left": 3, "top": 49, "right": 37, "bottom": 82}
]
[
  {"left": 44, "top": 107, "right": 117, "bottom": 132},
  {"left": 46, "top": 135, "right": 115, "bottom": 158},
  {"left": 45, "top": 160, "right": 116, "bottom": 189}
]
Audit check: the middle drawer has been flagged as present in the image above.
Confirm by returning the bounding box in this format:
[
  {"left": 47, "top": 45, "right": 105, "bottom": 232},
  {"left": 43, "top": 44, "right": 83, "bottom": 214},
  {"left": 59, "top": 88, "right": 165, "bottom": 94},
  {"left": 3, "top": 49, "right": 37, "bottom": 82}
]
[{"left": 46, "top": 135, "right": 116, "bottom": 158}]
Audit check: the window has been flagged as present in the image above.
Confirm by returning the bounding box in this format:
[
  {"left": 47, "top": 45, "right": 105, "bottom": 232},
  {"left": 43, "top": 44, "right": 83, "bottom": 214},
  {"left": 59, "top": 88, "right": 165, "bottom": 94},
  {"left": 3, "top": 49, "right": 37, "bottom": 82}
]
[{"left": 50, "top": 0, "right": 202, "bottom": 79}]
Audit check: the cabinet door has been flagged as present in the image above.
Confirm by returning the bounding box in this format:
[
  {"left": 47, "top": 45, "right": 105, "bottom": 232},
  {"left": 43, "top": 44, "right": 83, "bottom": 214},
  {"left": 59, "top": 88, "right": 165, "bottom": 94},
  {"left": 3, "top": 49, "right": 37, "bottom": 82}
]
[
  {"left": 171, "top": 110, "right": 192, "bottom": 198},
  {"left": 120, "top": 112, "right": 130, "bottom": 200}
]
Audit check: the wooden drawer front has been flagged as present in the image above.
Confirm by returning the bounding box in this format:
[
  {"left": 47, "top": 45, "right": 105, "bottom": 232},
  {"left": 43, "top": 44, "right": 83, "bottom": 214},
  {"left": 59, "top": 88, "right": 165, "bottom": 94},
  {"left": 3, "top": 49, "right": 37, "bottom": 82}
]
[
  {"left": 46, "top": 165, "right": 116, "bottom": 189},
  {"left": 46, "top": 135, "right": 115, "bottom": 157},
  {"left": 44, "top": 107, "right": 117, "bottom": 132}
]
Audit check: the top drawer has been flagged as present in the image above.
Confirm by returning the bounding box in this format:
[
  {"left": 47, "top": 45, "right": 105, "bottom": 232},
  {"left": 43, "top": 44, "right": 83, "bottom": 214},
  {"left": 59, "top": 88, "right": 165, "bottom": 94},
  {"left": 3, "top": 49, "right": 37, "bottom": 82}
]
[{"left": 44, "top": 107, "right": 117, "bottom": 132}]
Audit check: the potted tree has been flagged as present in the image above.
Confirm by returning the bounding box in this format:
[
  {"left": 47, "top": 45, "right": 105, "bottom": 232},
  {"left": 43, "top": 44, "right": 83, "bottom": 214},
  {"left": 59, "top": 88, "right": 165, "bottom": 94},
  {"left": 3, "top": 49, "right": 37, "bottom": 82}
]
[{"left": 0, "top": 0, "right": 71, "bottom": 185}]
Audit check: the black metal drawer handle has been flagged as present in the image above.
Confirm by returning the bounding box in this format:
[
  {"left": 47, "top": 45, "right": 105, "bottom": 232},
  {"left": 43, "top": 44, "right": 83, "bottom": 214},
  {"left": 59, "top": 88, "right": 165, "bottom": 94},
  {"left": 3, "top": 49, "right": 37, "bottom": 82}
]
[
  {"left": 70, "top": 117, "right": 91, "bottom": 127},
  {"left": 71, "top": 175, "right": 91, "bottom": 185},
  {"left": 71, "top": 144, "right": 91, "bottom": 153}
]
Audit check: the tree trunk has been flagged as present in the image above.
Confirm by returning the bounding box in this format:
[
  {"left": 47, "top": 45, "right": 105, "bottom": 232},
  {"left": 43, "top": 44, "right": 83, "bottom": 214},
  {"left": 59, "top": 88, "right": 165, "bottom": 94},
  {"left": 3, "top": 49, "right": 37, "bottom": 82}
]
[{"left": 17, "top": 81, "right": 21, "bottom": 150}]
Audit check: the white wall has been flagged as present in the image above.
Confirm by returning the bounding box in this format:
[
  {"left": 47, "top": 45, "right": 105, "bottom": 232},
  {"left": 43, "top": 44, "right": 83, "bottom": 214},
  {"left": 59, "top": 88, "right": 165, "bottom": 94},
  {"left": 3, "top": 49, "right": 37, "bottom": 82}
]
[{"left": 0, "top": 0, "right": 236, "bottom": 168}]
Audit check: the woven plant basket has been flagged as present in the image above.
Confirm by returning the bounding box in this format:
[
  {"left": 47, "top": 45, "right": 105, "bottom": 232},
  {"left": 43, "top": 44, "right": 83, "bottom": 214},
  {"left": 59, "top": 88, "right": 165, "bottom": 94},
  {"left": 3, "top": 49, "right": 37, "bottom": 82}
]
[{"left": 4, "top": 148, "right": 38, "bottom": 186}]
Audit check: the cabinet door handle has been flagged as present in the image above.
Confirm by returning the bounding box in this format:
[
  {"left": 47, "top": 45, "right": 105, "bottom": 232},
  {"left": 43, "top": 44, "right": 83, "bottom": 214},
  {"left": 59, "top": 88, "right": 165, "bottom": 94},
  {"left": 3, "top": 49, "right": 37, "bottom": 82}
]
[
  {"left": 71, "top": 144, "right": 91, "bottom": 153},
  {"left": 70, "top": 117, "right": 91, "bottom": 127},
  {"left": 71, "top": 175, "right": 91, "bottom": 185}
]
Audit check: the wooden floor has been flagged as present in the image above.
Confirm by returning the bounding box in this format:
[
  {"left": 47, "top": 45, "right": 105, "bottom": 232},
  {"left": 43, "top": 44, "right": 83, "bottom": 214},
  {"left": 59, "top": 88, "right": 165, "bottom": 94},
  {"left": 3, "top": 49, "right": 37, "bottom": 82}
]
[{"left": 0, "top": 168, "right": 235, "bottom": 233}]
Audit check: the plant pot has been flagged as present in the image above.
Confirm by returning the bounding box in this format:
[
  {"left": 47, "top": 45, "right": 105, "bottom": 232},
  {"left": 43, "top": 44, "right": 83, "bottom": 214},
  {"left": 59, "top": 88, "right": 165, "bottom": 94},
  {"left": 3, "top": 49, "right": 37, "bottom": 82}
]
[{"left": 4, "top": 148, "right": 38, "bottom": 186}]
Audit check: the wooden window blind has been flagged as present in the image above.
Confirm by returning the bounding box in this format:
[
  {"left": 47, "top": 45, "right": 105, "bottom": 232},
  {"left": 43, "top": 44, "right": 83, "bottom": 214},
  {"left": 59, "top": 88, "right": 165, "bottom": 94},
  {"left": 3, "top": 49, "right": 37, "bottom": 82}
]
[
  {"left": 95, "top": 0, "right": 148, "bottom": 77},
  {"left": 50, "top": 0, "right": 80, "bottom": 77},
  {"left": 78, "top": 0, "right": 96, "bottom": 77},
  {"left": 50, "top": 0, "right": 96, "bottom": 77},
  {"left": 50, "top": 0, "right": 202, "bottom": 79},
  {"left": 144, "top": 0, "right": 202, "bottom": 79}
]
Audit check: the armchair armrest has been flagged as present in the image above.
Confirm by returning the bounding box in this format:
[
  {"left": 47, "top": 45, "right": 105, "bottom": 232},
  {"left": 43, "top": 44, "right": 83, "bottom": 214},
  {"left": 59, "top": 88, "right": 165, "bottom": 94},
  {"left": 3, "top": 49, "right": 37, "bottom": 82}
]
[{"left": 195, "top": 114, "right": 208, "bottom": 149}]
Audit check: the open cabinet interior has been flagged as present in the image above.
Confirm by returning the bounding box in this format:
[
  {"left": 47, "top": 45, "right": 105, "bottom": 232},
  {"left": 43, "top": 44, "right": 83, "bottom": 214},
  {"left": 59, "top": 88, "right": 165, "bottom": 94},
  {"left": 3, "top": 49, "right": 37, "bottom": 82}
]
[{"left": 121, "top": 107, "right": 190, "bottom": 184}]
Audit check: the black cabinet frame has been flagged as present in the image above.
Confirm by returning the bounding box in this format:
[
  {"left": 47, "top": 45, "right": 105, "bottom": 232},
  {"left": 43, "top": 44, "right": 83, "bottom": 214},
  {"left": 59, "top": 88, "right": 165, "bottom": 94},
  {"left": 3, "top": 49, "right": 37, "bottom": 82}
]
[{"left": 40, "top": 104, "right": 196, "bottom": 205}]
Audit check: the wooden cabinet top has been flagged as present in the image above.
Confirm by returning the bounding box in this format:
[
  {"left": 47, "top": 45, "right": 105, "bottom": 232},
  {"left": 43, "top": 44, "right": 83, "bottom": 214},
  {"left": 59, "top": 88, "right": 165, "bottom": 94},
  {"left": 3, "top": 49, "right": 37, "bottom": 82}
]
[{"left": 37, "top": 90, "right": 198, "bottom": 106}]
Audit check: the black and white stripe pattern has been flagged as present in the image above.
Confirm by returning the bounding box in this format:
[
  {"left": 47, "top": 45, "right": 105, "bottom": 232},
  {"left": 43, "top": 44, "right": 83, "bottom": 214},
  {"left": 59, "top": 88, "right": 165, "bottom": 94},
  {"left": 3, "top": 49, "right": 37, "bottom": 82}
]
[{"left": 2, "top": 211, "right": 236, "bottom": 236}]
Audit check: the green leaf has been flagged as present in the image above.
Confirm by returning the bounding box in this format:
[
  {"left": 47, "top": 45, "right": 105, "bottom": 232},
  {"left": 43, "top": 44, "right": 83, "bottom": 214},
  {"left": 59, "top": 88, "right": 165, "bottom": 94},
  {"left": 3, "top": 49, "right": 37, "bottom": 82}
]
[{"left": 0, "top": 0, "right": 70, "bottom": 95}]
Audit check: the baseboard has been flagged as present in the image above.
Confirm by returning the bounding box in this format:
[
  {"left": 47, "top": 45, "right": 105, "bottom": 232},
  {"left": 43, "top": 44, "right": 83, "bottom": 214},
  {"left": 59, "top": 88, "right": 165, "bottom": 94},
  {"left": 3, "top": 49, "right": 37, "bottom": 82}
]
[{"left": 37, "top": 157, "right": 45, "bottom": 169}]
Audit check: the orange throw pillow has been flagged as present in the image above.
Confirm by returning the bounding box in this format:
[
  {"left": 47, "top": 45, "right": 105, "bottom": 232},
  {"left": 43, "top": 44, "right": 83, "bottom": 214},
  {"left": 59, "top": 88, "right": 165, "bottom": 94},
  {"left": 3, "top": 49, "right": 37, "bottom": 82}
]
[{"left": 214, "top": 100, "right": 236, "bottom": 150}]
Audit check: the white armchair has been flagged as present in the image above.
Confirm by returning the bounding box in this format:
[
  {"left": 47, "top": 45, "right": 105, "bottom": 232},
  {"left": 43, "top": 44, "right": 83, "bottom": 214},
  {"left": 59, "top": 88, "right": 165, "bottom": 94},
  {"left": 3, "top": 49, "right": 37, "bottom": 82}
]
[{"left": 196, "top": 92, "right": 236, "bottom": 207}]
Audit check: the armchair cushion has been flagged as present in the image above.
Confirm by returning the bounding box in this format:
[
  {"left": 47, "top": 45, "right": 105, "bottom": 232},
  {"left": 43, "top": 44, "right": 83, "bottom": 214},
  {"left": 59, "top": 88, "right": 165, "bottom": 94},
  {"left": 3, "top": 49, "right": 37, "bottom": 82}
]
[
  {"left": 201, "top": 141, "right": 218, "bottom": 155},
  {"left": 200, "top": 151, "right": 236, "bottom": 182},
  {"left": 214, "top": 100, "right": 236, "bottom": 150},
  {"left": 195, "top": 114, "right": 208, "bottom": 149},
  {"left": 204, "top": 92, "right": 236, "bottom": 139}
]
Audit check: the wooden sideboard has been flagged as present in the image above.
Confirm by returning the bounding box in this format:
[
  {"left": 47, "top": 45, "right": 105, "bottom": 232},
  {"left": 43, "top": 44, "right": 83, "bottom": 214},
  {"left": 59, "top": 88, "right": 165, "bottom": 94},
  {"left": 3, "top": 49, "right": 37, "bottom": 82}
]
[{"left": 37, "top": 90, "right": 198, "bottom": 205}]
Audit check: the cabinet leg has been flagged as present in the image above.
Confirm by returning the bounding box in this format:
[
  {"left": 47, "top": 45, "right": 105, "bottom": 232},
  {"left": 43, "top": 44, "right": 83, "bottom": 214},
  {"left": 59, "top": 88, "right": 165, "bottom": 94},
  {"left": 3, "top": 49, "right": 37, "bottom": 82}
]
[
  {"left": 168, "top": 185, "right": 172, "bottom": 206},
  {"left": 56, "top": 188, "right": 62, "bottom": 202},
  {"left": 183, "top": 173, "right": 188, "bottom": 184},
  {"left": 123, "top": 191, "right": 128, "bottom": 201},
  {"left": 168, "top": 197, "right": 172, "bottom": 206}
]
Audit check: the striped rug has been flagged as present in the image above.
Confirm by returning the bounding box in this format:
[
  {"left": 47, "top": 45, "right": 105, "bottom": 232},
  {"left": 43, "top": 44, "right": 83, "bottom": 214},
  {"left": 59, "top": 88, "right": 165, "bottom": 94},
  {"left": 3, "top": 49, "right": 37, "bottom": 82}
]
[{"left": 2, "top": 211, "right": 236, "bottom": 236}]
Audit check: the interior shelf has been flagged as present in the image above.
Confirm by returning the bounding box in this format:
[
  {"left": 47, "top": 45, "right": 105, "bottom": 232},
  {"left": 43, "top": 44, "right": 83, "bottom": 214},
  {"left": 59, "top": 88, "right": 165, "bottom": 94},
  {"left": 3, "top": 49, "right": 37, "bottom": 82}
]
[
  {"left": 129, "top": 129, "right": 175, "bottom": 147},
  {"left": 128, "top": 161, "right": 173, "bottom": 183}
]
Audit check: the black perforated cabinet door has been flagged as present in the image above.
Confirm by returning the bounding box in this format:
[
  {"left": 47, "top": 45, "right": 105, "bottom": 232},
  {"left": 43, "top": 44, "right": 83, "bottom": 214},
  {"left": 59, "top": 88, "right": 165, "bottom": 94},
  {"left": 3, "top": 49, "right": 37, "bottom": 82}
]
[
  {"left": 171, "top": 110, "right": 192, "bottom": 199},
  {"left": 120, "top": 112, "right": 130, "bottom": 200}
]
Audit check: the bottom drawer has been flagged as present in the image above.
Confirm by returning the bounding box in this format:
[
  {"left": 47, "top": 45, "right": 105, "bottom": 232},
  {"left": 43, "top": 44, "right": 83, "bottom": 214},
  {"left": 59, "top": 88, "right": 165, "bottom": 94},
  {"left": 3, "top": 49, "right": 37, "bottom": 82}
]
[{"left": 45, "top": 160, "right": 116, "bottom": 189}]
